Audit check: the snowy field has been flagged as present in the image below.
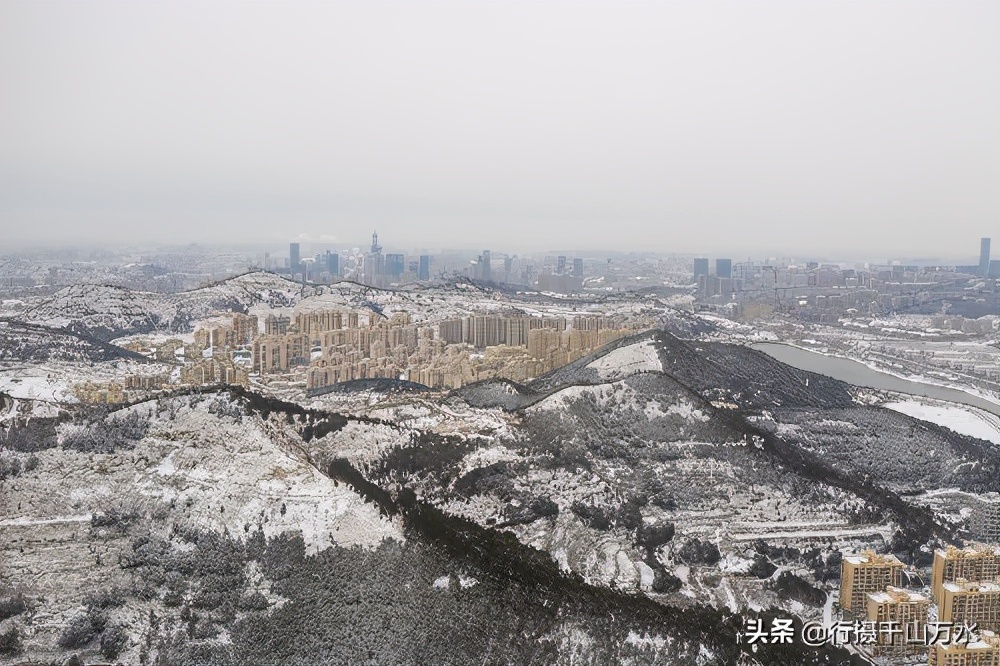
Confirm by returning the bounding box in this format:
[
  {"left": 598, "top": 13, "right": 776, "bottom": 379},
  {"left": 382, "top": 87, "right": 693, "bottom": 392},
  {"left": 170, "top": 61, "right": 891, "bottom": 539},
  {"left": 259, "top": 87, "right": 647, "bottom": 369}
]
[{"left": 883, "top": 398, "right": 1000, "bottom": 445}]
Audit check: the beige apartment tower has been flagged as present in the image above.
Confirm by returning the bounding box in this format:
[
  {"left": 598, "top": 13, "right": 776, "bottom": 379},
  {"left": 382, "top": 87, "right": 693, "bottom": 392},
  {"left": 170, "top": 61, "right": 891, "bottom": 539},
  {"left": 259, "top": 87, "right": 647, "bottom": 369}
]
[
  {"left": 840, "top": 552, "right": 905, "bottom": 613},
  {"left": 939, "top": 582, "right": 1000, "bottom": 633},
  {"left": 863, "top": 586, "right": 930, "bottom": 656},
  {"left": 929, "top": 629, "right": 1000, "bottom": 666},
  {"left": 933, "top": 546, "right": 1000, "bottom": 604}
]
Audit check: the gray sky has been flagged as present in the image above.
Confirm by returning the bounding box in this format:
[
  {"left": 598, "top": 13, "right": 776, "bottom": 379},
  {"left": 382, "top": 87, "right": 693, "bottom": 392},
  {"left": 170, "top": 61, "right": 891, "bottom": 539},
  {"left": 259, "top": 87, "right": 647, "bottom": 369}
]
[{"left": 1, "top": 0, "right": 997, "bottom": 259}]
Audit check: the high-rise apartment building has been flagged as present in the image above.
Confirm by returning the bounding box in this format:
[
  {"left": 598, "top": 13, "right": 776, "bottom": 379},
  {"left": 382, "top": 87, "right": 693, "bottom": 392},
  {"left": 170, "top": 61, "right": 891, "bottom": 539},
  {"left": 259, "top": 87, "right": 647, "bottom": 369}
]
[
  {"left": 981, "top": 238, "right": 992, "bottom": 277},
  {"left": 840, "top": 552, "right": 905, "bottom": 613},
  {"left": 864, "top": 587, "right": 930, "bottom": 656},
  {"left": 939, "top": 581, "right": 1000, "bottom": 632},
  {"left": 264, "top": 314, "right": 291, "bottom": 336},
  {"left": 572, "top": 257, "right": 584, "bottom": 278},
  {"left": 556, "top": 255, "right": 567, "bottom": 275},
  {"left": 254, "top": 334, "right": 311, "bottom": 374},
  {"left": 289, "top": 242, "right": 301, "bottom": 277},
  {"left": 933, "top": 546, "right": 1000, "bottom": 603},
  {"left": 716, "top": 258, "right": 733, "bottom": 278},
  {"left": 929, "top": 629, "right": 1000, "bottom": 666},
  {"left": 418, "top": 255, "right": 430, "bottom": 280}
]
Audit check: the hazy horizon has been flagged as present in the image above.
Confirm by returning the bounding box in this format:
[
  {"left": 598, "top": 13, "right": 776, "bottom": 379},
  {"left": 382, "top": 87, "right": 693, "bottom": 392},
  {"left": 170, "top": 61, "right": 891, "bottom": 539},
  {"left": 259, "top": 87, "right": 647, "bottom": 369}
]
[
  {"left": 4, "top": 237, "right": 993, "bottom": 268},
  {"left": 2, "top": 0, "right": 997, "bottom": 257}
]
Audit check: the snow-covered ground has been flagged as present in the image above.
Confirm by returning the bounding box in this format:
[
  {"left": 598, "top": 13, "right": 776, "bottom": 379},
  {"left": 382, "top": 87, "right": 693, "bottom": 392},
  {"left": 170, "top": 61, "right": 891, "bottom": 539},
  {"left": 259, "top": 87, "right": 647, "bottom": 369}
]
[
  {"left": 0, "top": 373, "right": 75, "bottom": 402},
  {"left": 883, "top": 398, "right": 1000, "bottom": 445},
  {"left": 3, "top": 395, "right": 403, "bottom": 554},
  {"left": 586, "top": 340, "right": 662, "bottom": 379}
]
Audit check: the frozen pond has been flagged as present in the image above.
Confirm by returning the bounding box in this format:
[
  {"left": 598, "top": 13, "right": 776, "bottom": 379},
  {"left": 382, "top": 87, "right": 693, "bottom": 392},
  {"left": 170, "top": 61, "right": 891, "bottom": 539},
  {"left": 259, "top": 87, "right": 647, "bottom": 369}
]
[{"left": 751, "top": 342, "right": 1000, "bottom": 417}]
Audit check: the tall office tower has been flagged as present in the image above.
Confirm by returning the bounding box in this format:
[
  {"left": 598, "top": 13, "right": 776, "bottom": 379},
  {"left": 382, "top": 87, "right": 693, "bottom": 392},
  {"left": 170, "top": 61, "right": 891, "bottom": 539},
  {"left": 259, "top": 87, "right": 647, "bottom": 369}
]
[
  {"left": 503, "top": 255, "right": 515, "bottom": 283},
  {"left": 716, "top": 258, "right": 733, "bottom": 278},
  {"left": 930, "top": 630, "right": 1000, "bottom": 666},
  {"left": 289, "top": 243, "right": 301, "bottom": 277},
  {"left": 840, "top": 552, "right": 905, "bottom": 613},
  {"left": 556, "top": 255, "right": 567, "bottom": 275},
  {"left": 325, "top": 251, "right": 340, "bottom": 277},
  {"left": 572, "top": 257, "right": 584, "bottom": 278},
  {"left": 939, "top": 581, "right": 1000, "bottom": 632},
  {"left": 480, "top": 250, "right": 492, "bottom": 281},
  {"left": 385, "top": 254, "right": 405, "bottom": 280},
  {"left": 932, "top": 546, "right": 1000, "bottom": 603},
  {"left": 418, "top": 255, "right": 430, "bottom": 280},
  {"left": 981, "top": 238, "right": 992, "bottom": 277},
  {"left": 693, "top": 257, "right": 709, "bottom": 280},
  {"left": 865, "top": 587, "right": 930, "bottom": 656},
  {"left": 366, "top": 230, "right": 384, "bottom": 286}
]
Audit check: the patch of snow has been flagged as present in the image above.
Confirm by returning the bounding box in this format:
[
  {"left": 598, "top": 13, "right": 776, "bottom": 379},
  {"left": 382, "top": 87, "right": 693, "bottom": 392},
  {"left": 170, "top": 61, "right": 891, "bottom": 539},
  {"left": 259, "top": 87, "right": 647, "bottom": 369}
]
[
  {"left": 884, "top": 399, "right": 1000, "bottom": 445},
  {"left": 635, "top": 561, "right": 655, "bottom": 591},
  {"left": 587, "top": 340, "right": 662, "bottom": 380}
]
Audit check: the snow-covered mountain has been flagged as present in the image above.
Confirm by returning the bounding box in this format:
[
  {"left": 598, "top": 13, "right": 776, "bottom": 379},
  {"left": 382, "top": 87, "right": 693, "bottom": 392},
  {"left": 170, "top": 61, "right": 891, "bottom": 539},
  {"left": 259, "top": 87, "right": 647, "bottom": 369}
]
[
  {"left": 9, "top": 296, "right": 993, "bottom": 665},
  {"left": 0, "top": 387, "right": 857, "bottom": 665},
  {"left": 20, "top": 272, "right": 304, "bottom": 338},
  {"left": 19, "top": 271, "right": 684, "bottom": 340}
]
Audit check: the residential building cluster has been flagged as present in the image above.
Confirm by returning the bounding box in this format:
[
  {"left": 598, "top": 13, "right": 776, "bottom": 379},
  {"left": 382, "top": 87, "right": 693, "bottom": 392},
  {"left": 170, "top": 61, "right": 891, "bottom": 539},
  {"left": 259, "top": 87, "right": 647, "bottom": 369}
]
[
  {"left": 114, "top": 307, "right": 647, "bottom": 393},
  {"left": 179, "top": 358, "right": 249, "bottom": 387},
  {"left": 697, "top": 236, "right": 1000, "bottom": 321},
  {"left": 72, "top": 381, "right": 126, "bottom": 404},
  {"left": 839, "top": 545, "right": 1000, "bottom": 663},
  {"left": 934, "top": 547, "right": 1000, "bottom": 634},
  {"left": 72, "top": 374, "right": 172, "bottom": 403},
  {"left": 262, "top": 311, "right": 649, "bottom": 390}
]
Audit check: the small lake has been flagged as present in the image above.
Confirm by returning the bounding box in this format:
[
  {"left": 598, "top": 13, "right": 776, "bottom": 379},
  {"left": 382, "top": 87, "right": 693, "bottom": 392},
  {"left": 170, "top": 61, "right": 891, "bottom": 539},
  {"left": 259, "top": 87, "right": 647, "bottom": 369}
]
[{"left": 750, "top": 342, "right": 1000, "bottom": 417}]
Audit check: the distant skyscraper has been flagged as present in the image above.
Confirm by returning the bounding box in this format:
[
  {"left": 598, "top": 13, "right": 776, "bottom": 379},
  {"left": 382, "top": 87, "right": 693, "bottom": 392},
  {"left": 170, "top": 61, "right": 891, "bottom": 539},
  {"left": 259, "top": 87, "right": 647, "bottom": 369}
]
[
  {"left": 418, "top": 255, "right": 430, "bottom": 280},
  {"left": 289, "top": 242, "right": 301, "bottom": 277},
  {"left": 366, "top": 230, "right": 384, "bottom": 286},
  {"left": 572, "top": 257, "right": 583, "bottom": 278},
  {"left": 480, "top": 250, "right": 492, "bottom": 281},
  {"left": 981, "top": 238, "right": 991, "bottom": 277},
  {"left": 325, "top": 251, "right": 339, "bottom": 277},
  {"left": 385, "top": 253, "right": 405, "bottom": 280},
  {"left": 556, "top": 256, "right": 567, "bottom": 275},
  {"left": 693, "top": 257, "right": 709, "bottom": 280},
  {"left": 716, "top": 258, "right": 732, "bottom": 278}
]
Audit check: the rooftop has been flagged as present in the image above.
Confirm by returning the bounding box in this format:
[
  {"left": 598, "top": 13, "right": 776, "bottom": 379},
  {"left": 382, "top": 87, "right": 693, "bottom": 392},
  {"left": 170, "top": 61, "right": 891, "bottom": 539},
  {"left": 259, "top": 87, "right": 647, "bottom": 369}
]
[
  {"left": 942, "top": 581, "right": 1000, "bottom": 594},
  {"left": 936, "top": 544, "right": 1000, "bottom": 559},
  {"left": 844, "top": 551, "right": 904, "bottom": 566},
  {"left": 867, "top": 586, "right": 928, "bottom": 604}
]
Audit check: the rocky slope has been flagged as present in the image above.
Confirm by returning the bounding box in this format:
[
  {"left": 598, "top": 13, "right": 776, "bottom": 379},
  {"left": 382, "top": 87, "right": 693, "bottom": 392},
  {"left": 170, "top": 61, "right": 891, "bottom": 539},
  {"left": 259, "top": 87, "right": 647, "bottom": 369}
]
[{"left": 0, "top": 388, "right": 858, "bottom": 665}]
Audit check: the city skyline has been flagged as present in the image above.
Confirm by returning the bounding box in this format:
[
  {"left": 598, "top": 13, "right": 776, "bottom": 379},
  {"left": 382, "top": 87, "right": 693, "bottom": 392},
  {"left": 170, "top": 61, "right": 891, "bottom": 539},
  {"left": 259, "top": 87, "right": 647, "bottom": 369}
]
[{"left": 3, "top": 232, "right": 998, "bottom": 268}]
